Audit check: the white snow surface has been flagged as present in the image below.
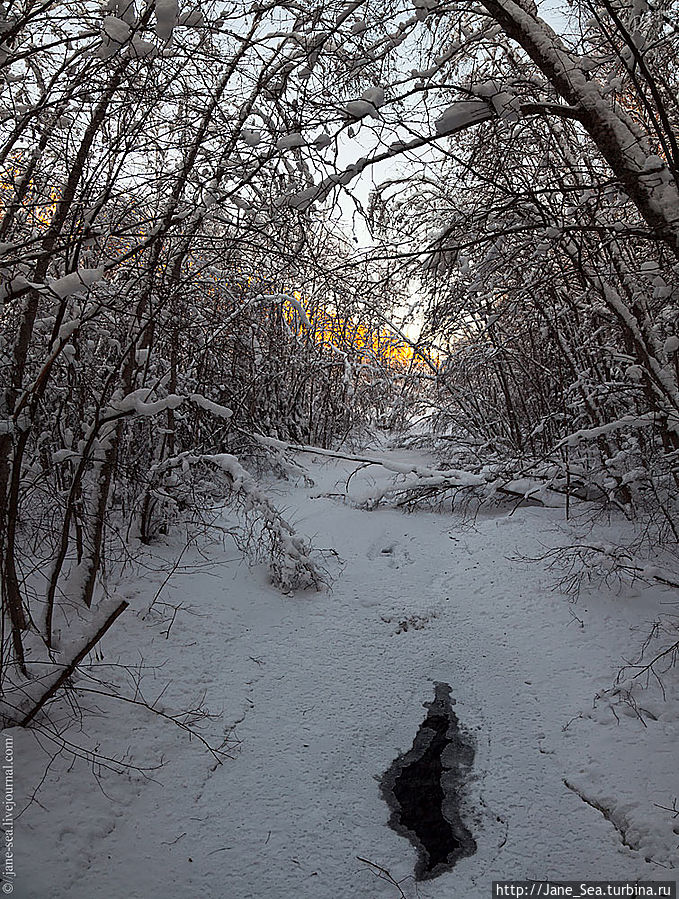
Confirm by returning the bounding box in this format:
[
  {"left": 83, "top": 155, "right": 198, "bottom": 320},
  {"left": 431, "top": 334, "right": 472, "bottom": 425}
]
[
  {"left": 10, "top": 445, "right": 679, "bottom": 898},
  {"left": 47, "top": 267, "right": 105, "bottom": 298},
  {"left": 434, "top": 101, "right": 491, "bottom": 135}
]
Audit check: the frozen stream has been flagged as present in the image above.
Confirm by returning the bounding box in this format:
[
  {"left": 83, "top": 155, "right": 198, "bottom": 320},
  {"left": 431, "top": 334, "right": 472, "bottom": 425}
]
[{"left": 13, "top": 448, "right": 679, "bottom": 898}]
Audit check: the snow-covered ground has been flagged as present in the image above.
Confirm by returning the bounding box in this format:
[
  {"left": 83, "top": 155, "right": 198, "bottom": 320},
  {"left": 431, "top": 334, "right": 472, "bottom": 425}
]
[{"left": 9, "top": 446, "right": 679, "bottom": 898}]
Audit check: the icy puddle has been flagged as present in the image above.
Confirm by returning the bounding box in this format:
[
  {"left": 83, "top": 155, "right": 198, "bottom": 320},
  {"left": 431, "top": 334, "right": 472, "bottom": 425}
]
[{"left": 380, "top": 682, "right": 477, "bottom": 880}]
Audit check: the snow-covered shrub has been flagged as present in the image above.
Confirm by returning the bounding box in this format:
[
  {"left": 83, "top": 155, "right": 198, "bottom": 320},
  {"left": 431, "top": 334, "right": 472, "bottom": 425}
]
[{"left": 149, "top": 451, "right": 325, "bottom": 591}]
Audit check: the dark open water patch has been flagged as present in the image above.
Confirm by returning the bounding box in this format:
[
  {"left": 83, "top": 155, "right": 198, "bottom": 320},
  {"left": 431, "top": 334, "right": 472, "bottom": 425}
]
[{"left": 380, "top": 683, "right": 477, "bottom": 880}]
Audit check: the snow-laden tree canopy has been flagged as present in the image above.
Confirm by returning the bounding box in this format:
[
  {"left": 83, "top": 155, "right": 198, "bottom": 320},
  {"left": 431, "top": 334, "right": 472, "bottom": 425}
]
[{"left": 0, "top": 0, "right": 678, "bottom": 713}]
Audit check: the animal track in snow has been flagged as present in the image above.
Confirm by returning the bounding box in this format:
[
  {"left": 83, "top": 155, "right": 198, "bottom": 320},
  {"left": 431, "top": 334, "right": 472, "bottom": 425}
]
[
  {"left": 366, "top": 538, "right": 413, "bottom": 568},
  {"left": 381, "top": 612, "right": 438, "bottom": 634}
]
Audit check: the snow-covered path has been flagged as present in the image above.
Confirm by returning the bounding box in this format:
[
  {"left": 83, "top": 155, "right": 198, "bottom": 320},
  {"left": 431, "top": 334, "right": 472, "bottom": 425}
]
[{"left": 14, "top": 450, "right": 679, "bottom": 898}]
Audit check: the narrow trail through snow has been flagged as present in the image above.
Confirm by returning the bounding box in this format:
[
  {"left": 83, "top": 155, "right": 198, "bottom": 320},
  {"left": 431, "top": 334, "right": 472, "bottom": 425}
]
[{"left": 15, "top": 449, "right": 677, "bottom": 899}]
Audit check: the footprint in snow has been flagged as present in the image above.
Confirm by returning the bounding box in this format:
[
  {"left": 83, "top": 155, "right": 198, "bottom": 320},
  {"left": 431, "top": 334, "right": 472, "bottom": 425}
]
[{"left": 366, "top": 539, "right": 412, "bottom": 568}]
